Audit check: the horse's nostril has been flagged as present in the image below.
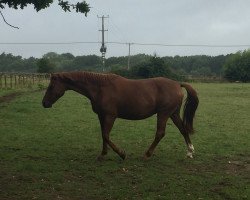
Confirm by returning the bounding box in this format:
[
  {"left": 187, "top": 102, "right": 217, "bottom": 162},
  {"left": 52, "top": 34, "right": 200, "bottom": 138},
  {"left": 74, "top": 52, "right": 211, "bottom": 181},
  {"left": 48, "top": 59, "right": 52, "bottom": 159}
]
[
  {"left": 42, "top": 101, "right": 46, "bottom": 108},
  {"left": 42, "top": 101, "right": 51, "bottom": 108}
]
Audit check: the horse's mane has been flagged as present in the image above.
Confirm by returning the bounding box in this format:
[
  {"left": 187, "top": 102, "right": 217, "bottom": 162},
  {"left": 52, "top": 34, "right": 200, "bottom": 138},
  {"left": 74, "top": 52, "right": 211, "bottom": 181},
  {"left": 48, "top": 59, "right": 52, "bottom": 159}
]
[{"left": 58, "top": 71, "right": 120, "bottom": 86}]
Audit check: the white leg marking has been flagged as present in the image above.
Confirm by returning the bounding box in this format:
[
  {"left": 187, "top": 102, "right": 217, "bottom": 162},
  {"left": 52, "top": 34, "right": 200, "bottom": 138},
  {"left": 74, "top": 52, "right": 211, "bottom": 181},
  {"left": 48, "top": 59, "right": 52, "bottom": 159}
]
[
  {"left": 186, "top": 144, "right": 194, "bottom": 159},
  {"left": 188, "top": 144, "right": 194, "bottom": 152}
]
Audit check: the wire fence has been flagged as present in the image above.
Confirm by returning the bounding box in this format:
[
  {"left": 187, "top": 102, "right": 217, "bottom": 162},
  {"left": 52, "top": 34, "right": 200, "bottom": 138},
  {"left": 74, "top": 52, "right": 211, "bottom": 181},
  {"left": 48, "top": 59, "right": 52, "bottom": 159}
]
[
  {"left": 0, "top": 72, "right": 228, "bottom": 90},
  {"left": 183, "top": 75, "right": 226, "bottom": 83},
  {"left": 0, "top": 73, "right": 50, "bottom": 89}
]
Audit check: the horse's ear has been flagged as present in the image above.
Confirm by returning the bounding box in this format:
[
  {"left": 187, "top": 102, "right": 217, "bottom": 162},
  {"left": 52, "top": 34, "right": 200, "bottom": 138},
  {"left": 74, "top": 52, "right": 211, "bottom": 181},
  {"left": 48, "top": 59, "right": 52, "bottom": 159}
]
[{"left": 51, "top": 74, "right": 59, "bottom": 81}]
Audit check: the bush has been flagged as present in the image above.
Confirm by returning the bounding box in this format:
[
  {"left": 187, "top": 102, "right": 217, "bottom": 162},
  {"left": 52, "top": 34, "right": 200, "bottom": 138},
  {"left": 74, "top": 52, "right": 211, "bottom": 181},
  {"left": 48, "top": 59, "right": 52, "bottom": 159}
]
[{"left": 112, "top": 56, "right": 184, "bottom": 81}]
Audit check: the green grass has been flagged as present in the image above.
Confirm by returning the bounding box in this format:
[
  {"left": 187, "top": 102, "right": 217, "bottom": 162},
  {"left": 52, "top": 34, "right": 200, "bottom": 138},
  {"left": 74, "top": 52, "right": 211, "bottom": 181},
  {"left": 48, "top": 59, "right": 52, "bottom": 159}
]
[{"left": 0, "top": 83, "right": 249, "bottom": 200}]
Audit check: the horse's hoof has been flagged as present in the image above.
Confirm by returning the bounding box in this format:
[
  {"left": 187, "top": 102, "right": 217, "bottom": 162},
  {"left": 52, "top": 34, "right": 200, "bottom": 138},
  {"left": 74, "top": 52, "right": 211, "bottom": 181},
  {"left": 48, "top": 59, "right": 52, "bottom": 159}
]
[
  {"left": 143, "top": 152, "right": 152, "bottom": 161},
  {"left": 97, "top": 155, "right": 105, "bottom": 161},
  {"left": 186, "top": 151, "right": 193, "bottom": 159},
  {"left": 143, "top": 155, "right": 150, "bottom": 161},
  {"left": 143, "top": 151, "right": 152, "bottom": 160},
  {"left": 120, "top": 151, "right": 126, "bottom": 160}
]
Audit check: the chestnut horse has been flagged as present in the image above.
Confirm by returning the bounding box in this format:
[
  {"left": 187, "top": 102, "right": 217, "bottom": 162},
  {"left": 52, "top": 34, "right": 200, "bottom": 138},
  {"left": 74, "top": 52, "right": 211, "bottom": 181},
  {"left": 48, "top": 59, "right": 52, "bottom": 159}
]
[{"left": 42, "top": 71, "right": 199, "bottom": 160}]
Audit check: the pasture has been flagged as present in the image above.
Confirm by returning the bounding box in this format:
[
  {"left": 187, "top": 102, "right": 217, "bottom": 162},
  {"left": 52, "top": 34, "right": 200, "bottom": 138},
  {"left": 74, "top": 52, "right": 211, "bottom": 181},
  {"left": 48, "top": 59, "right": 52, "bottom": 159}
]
[{"left": 0, "top": 83, "right": 249, "bottom": 199}]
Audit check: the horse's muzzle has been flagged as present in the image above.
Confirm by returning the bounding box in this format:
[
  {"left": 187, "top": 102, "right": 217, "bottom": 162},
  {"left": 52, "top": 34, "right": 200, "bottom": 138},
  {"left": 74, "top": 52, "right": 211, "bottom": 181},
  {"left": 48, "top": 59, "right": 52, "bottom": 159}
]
[{"left": 42, "top": 101, "right": 52, "bottom": 108}]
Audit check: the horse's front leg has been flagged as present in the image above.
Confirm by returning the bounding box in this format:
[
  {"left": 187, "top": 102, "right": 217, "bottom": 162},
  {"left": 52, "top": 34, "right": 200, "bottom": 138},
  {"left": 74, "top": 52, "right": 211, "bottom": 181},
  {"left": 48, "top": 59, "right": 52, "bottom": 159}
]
[
  {"left": 97, "top": 114, "right": 126, "bottom": 160},
  {"left": 97, "top": 115, "right": 109, "bottom": 160}
]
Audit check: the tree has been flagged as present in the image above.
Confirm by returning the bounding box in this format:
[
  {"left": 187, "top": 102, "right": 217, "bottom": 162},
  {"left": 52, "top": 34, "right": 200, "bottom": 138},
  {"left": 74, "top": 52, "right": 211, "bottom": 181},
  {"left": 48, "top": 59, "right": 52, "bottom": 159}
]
[
  {"left": 0, "top": 1, "right": 90, "bottom": 15},
  {"left": 112, "top": 55, "right": 182, "bottom": 80},
  {"left": 37, "top": 58, "right": 56, "bottom": 73},
  {"left": 224, "top": 50, "right": 250, "bottom": 82},
  {"left": 0, "top": 1, "right": 90, "bottom": 28},
  {"left": 135, "top": 56, "right": 173, "bottom": 78}
]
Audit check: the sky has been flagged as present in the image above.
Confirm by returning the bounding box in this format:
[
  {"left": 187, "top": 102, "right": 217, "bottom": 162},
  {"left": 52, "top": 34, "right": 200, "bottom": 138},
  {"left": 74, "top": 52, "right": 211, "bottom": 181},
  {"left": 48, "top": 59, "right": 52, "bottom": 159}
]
[{"left": 0, "top": 0, "right": 250, "bottom": 58}]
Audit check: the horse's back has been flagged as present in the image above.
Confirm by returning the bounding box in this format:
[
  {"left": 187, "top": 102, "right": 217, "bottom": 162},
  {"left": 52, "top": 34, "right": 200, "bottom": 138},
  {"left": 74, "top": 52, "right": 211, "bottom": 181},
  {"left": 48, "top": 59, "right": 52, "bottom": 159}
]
[
  {"left": 148, "top": 77, "right": 183, "bottom": 110},
  {"left": 116, "top": 77, "right": 182, "bottom": 99},
  {"left": 105, "top": 76, "right": 183, "bottom": 119}
]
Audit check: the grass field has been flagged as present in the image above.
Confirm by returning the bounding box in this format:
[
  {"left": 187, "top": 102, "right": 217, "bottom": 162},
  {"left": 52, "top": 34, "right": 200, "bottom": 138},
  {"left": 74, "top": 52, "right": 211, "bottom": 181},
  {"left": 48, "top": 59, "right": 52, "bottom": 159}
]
[{"left": 0, "top": 83, "right": 249, "bottom": 200}]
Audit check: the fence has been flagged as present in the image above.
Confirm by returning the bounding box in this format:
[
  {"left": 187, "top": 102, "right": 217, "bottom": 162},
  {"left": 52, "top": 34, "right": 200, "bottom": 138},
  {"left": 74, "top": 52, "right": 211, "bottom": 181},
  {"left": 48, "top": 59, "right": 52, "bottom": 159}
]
[
  {"left": 184, "top": 75, "right": 226, "bottom": 83},
  {"left": 0, "top": 73, "right": 50, "bottom": 89},
  {"left": 0, "top": 72, "right": 228, "bottom": 89}
]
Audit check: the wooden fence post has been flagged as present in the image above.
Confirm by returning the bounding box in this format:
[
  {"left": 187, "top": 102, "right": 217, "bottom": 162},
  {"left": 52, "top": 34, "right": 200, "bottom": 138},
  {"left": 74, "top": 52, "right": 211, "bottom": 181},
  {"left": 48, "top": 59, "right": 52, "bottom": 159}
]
[
  {"left": 0, "top": 74, "right": 2, "bottom": 88},
  {"left": 32, "top": 74, "right": 35, "bottom": 85},
  {"left": 4, "top": 74, "right": 7, "bottom": 89},
  {"left": 15, "top": 74, "right": 17, "bottom": 88},
  {"left": 22, "top": 75, "right": 25, "bottom": 87},
  {"left": 10, "top": 74, "right": 13, "bottom": 89},
  {"left": 18, "top": 75, "right": 21, "bottom": 87}
]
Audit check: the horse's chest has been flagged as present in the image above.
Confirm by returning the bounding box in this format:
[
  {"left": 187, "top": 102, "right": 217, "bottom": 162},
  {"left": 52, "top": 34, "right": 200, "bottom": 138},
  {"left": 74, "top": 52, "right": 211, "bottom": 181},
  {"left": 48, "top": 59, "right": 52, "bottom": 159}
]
[
  {"left": 90, "top": 97, "right": 116, "bottom": 115},
  {"left": 90, "top": 100, "right": 101, "bottom": 114}
]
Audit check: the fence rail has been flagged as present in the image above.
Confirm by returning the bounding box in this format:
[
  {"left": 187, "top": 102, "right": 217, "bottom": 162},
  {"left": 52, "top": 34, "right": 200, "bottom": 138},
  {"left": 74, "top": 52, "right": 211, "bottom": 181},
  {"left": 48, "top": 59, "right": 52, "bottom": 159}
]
[
  {"left": 0, "top": 73, "right": 50, "bottom": 89},
  {"left": 0, "top": 72, "right": 228, "bottom": 89},
  {"left": 184, "top": 75, "right": 226, "bottom": 82}
]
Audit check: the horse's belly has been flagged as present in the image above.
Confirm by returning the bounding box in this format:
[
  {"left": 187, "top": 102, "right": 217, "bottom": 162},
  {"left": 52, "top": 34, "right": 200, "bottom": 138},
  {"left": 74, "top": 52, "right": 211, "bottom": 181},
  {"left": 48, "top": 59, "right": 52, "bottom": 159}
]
[
  {"left": 117, "top": 104, "right": 156, "bottom": 120},
  {"left": 118, "top": 112, "right": 156, "bottom": 120}
]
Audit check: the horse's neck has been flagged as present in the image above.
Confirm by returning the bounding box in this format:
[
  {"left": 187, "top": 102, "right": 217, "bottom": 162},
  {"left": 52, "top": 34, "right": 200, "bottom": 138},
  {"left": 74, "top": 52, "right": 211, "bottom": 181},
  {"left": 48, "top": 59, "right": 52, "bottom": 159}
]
[{"left": 64, "top": 73, "right": 100, "bottom": 100}]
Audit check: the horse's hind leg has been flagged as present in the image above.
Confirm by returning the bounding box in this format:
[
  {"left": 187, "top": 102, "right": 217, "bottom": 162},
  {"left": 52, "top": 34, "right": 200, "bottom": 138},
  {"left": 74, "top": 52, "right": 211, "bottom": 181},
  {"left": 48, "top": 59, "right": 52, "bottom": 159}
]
[
  {"left": 171, "top": 112, "right": 194, "bottom": 158},
  {"left": 98, "top": 114, "right": 126, "bottom": 160},
  {"left": 144, "top": 113, "right": 168, "bottom": 159}
]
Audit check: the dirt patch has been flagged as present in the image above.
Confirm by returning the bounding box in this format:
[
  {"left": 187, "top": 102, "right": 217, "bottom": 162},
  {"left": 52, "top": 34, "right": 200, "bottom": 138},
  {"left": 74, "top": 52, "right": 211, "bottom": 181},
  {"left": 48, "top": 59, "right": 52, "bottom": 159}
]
[
  {"left": 0, "top": 92, "right": 23, "bottom": 104},
  {"left": 185, "top": 155, "right": 250, "bottom": 177},
  {"left": 0, "top": 89, "right": 44, "bottom": 104},
  {"left": 226, "top": 160, "right": 250, "bottom": 175}
]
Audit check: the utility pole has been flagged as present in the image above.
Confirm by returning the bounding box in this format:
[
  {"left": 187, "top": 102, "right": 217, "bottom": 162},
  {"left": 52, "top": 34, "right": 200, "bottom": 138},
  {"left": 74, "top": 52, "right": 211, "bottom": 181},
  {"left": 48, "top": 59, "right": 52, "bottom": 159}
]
[{"left": 98, "top": 15, "right": 109, "bottom": 71}]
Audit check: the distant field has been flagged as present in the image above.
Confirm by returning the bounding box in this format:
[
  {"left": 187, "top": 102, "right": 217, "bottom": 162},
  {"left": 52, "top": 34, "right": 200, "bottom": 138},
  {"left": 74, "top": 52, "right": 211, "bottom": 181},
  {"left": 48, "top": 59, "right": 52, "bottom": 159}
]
[{"left": 0, "top": 83, "right": 249, "bottom": 199}]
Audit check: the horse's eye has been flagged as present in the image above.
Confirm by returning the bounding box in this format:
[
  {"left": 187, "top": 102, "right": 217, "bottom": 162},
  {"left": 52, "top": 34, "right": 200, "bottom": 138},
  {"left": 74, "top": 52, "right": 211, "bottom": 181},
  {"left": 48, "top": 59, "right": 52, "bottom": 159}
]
[{"left": 48, "top": 85, "right": 53, "bottom": 90}]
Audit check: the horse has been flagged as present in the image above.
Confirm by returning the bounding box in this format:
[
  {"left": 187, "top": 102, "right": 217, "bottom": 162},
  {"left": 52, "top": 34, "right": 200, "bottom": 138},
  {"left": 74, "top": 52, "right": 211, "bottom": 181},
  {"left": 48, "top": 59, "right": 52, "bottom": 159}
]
[{"left": 42, "top": 71, "right": 199, "bottom": 160}]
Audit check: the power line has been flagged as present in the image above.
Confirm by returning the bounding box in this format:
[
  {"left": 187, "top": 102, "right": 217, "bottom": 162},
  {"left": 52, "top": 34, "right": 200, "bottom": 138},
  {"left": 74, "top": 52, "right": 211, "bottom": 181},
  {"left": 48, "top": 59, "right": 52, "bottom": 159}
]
[
  {"left": 107, "top": 42, "right": 250, "bottom": 48},
  {"left": 1, "top": 41, "right": 250, "bottom": 47},
  {"left": 0, "top": 41, "right": 100, "bottom": 45},
  {"left": 109, "top": 18, "right": 128, "bottom": 42}
]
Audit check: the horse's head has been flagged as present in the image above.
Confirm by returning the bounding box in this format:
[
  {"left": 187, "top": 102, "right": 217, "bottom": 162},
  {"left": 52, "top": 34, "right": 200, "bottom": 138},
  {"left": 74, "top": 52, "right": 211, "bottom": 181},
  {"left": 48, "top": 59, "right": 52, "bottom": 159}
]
[{"left": 42, "top": 74, "right": 66, "bottom": 108}]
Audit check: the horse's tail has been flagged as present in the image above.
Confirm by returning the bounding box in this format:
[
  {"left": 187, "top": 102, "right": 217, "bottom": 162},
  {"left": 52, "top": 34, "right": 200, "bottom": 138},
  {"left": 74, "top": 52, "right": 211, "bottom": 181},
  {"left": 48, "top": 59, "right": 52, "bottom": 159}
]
[{"left": 180, "top": 83, "right": 199, "bottom": 134}]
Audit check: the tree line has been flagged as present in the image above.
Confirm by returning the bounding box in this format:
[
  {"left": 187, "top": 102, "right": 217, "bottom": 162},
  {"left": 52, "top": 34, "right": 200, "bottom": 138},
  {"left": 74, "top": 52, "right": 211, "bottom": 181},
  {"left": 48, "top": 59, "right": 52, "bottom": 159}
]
[{"left": 0, "top": 50, "right": 249, "bottom": 82}]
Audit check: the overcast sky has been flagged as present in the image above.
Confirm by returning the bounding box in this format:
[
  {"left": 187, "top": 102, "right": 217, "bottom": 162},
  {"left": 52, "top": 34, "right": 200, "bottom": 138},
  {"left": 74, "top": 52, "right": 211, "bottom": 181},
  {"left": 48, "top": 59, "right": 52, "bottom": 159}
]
[{"left": 0, "top": 0, "right": 250, "bottom": 58}]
